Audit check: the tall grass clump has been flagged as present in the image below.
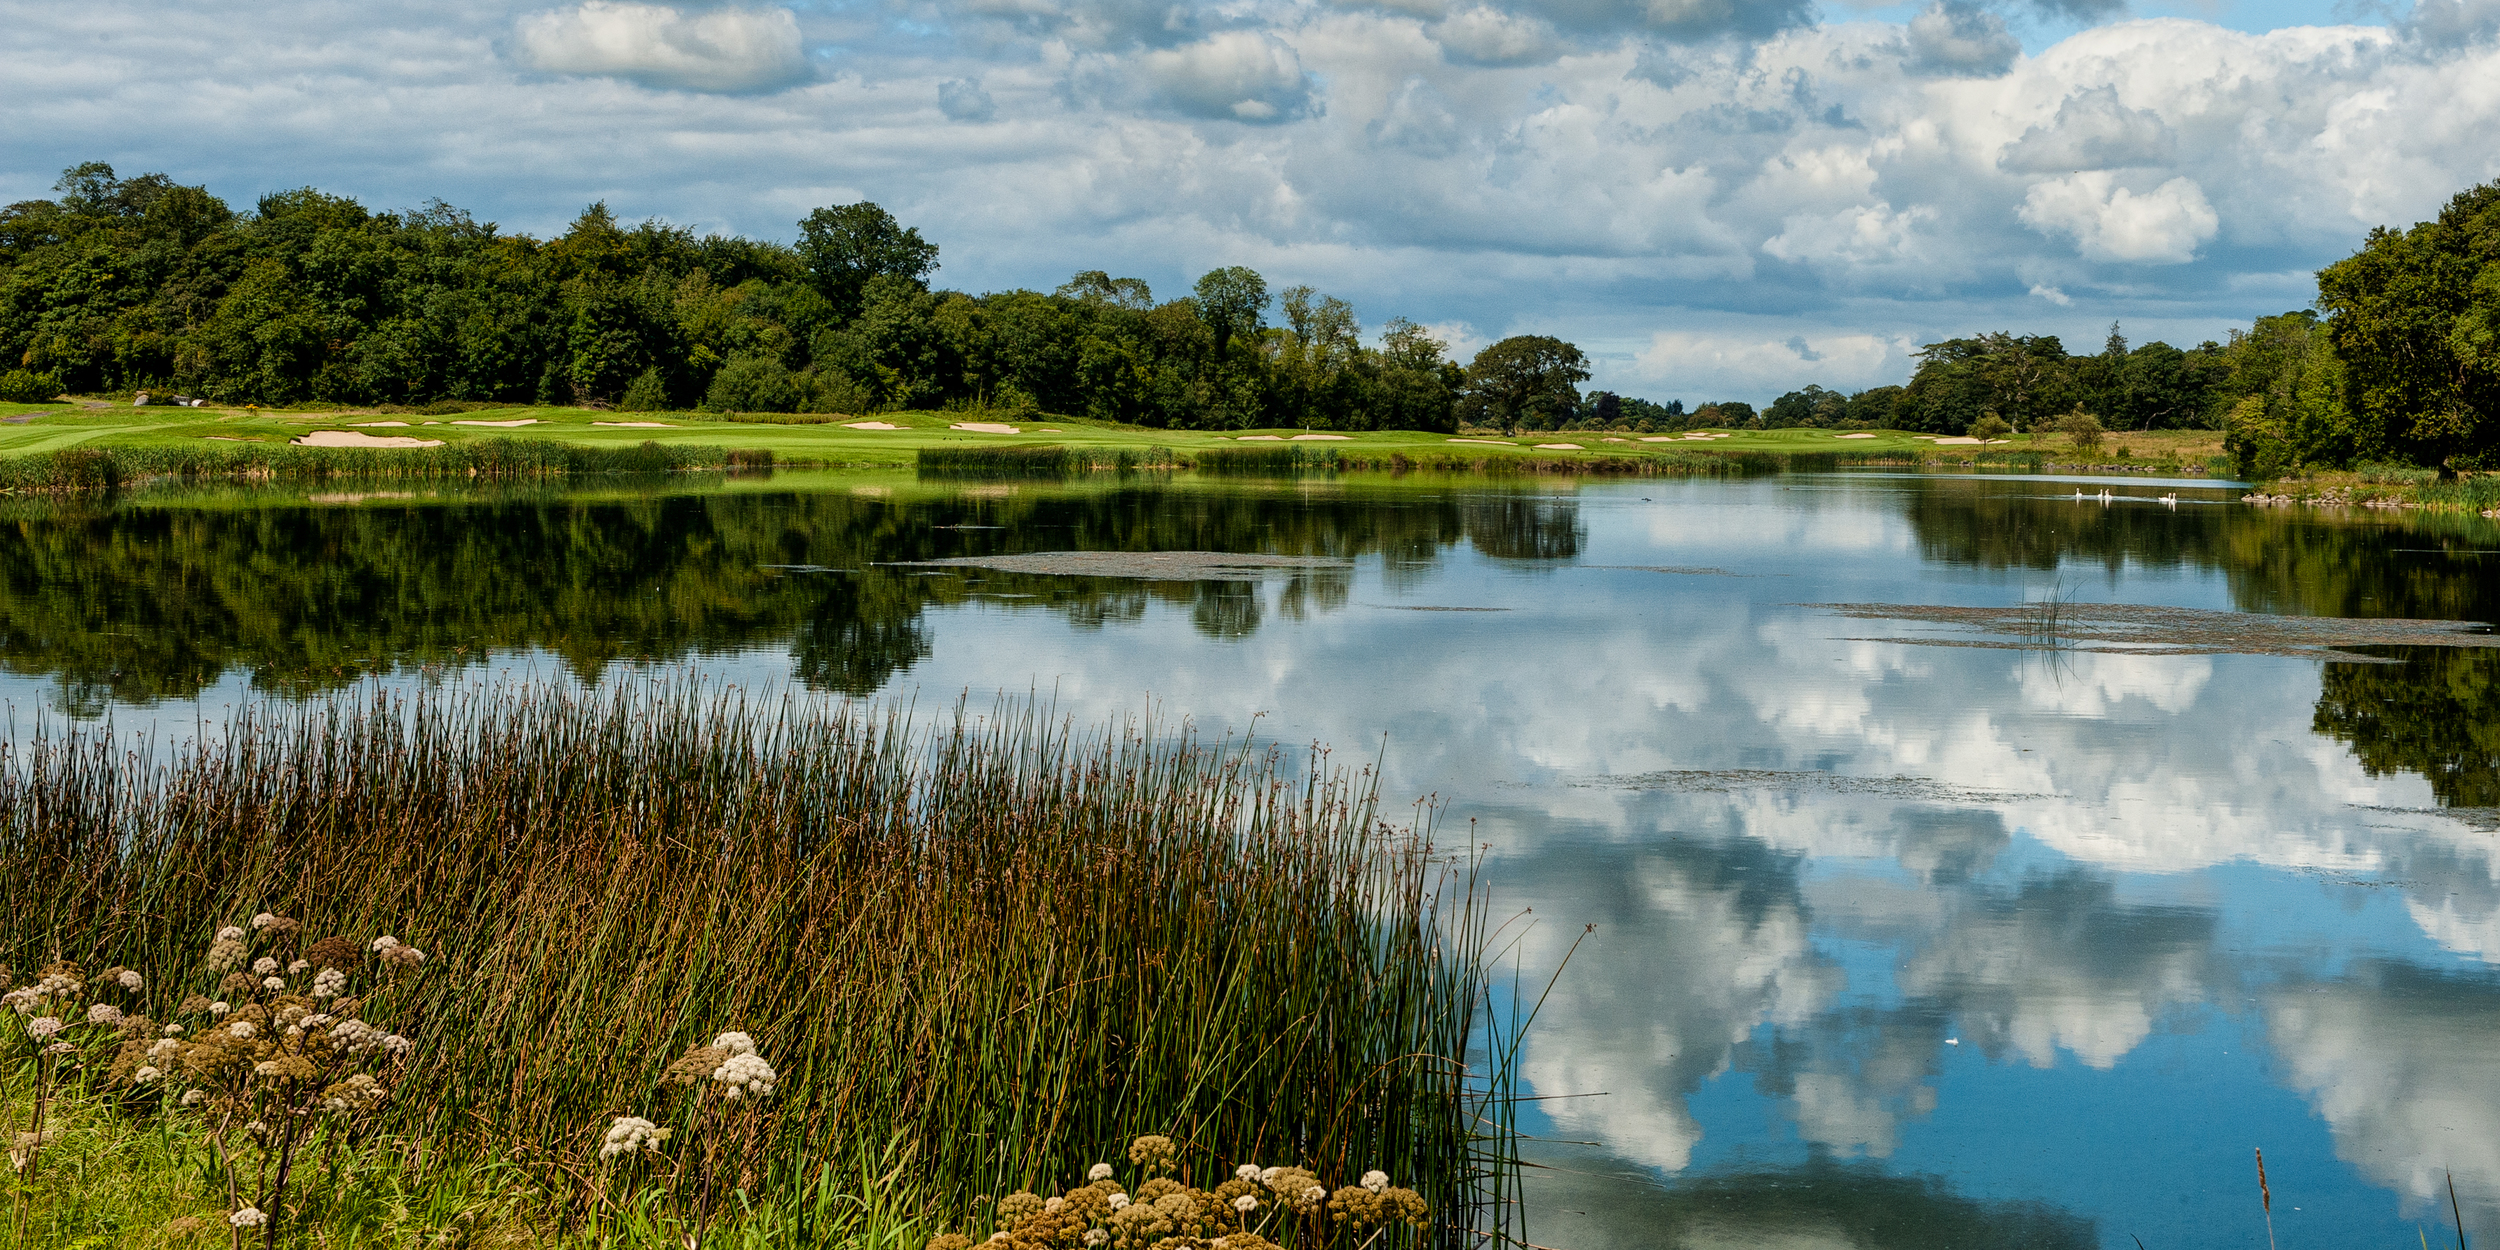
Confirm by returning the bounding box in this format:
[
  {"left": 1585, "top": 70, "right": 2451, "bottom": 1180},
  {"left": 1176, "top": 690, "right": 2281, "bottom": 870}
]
[
  {"left": 918, "top": 445, "right": 1079, "bottom": 477},
  {"left": 0, "top": 438, "right": 729, "bottom": 494},
  {"left": 0, "top": 683, "right": 1502, "bottom": 1243},
  {"left": 1192, "top": 447, "right": 1339, "bottom": 476}
]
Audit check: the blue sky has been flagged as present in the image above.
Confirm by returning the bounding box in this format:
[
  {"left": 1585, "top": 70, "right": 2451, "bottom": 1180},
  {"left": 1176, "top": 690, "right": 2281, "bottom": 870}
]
[{"left": 3, "top": 0, "right": 2495, "bottom": 404}]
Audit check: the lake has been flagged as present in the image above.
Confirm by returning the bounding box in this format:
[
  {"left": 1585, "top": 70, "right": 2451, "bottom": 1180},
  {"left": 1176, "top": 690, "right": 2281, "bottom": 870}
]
[{"left": 6, "top": 466, "right": 2497, "bottom": 1248}]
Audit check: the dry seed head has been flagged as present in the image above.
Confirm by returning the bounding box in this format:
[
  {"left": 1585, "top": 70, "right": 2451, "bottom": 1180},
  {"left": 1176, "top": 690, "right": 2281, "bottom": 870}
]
[
  {"left": 206, "top": 940, "right": 247, "bottom": 972},
  {"left": 217, "top": 927, "right": 245, "bottom": 943},
  {"left": 252, "top": 957, "right": 279, "bottom": 976},
  {"left": 303, "top": 936, "right": 361, "bottom": 970},
  {"left": 287, "top": 960, "right": 308, "bottom": 975},
  {"left": 86, "top": 1003, "right": 123, "bottom": 1027},
  {"left": 1127, "top": 1134, "right": 1177, "bottom": 1173},
  {"left": 116, "top": 970, "right": 143, "bottom": 991},
  {"left": 1084, "top": 1233, "right": 1107, "bottom": 1248},
  {"left": 1088, "top": 1163, "right": 1115, "bottom": 1183},
  {"left": 135, "top": 1065, "right": 162, "bottom": 1083},
  {"left": 666, "top": 1045, "right": 730, "bottom": 1086},
  {"left": 228, "top": 1207, "right": 267, "bottom": 1228},
  {"left": 180, "top": 1089, "right": 206, "bottom": 1106},
  {"left": 25, "top": 1017, "right": 62, "bottom": 1041},
  {"left": 927, "top": 1236, "right": 976, "bottom": 1250},
  {"left": 251, "top": 913, "right": 276, "bottom": 931}
]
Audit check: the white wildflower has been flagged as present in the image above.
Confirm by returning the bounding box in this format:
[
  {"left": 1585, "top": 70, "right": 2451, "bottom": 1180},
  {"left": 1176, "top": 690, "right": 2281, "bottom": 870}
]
[
  {"left": 116, "top": 970, "right": 143, "bottom": 991},
  {"left": 371, "top": 936, "right": 400, "bottom": 952},
  {"left": 311, "top": 968, "right": 347, "bottom": 998},
  {"left": 301, "top": 1014, "right": 332, "bottom": 1030},
  {"left": 251, "top": 912, "right": 276, "bottom": 930},
  {"left": 1361, "top": 1171, "right": 1388, "bottom": 1194},
  {"left": 1084, "top": 1232, "right": 1108, "bottom": 1248},
  {"left": 148, "top": 1038, "right": 182, "bottom": 1060},
  {"left": 1046, "top": 1197, "right": 1066, "bottom": 1213},
  {"left": 332, "top": 1019, "right": 383, "bottom": 1052},
  {"left": 1304, "top": 1186, "right": 1326, "bottom": 1206},
  {"left": 1108, "top": 1194, "right": 1130, "bottom": 1211},
  {"left": 599, "top": 1115, "right": 667, "bottom": 1160},
  {"left": 162, "top": 1024, "right": 184, "bottom": 1036},
  {"left": 227, "top": 1021, "right": 256, "bottom": 1040},
  {"left": 381, "top": 1034, "right": 413, "bottom": 1054},
  {"left": 254, "top": 1060, "right": 281, "bottom": 1077},
  {"left": 990, "top": 1235, "right": 1009, "bottom": 1243},
  {"left": 135, "top": 1065, "right": 162, "bottom": 1084},
  {"left": 209, "top": 1001, "right": 231, "bottom": 1017},
  {"left": 1088, "top": 1162, "right": 1115, "bottom": 1182},
  {"left": 1259, "top": 1167, "right": 1282, "bottom": 1186},
  {"left": 287, "top": 960, "right": 309, "bottom": 975},
  {"left": 252, "top": 957, "right": 279, "bottom": 976},
  {"left": 25, "top": 1017, "right": 62, "bottom": 1041},
  {"left": 379, "top": 942, "right": 425, "bottom": 969},
  {"left": 43, "top": 1041, "right": 73, "bottom": 1055},
  {"left": 0, "top": 987, "right": 35, "bottom": 1014},
  {"left": 324, "top": 1073, "right": 388, "bottom": 1114},
  {"left": 229, "top": 1207, "right": 267, "bottom": 1228},
  {"left": 217, "top": 926, "right": 245, "bottom": 942},
  {"left": 1233, "top": 1195, "right": 1258, "bottom": 1214},
  {"left": 262, "top": 977, "right": 286, "bottom": 991},
  {"left": 180, "top": 1089, "right": 206, "bottom": 1106},
  {"left": 711, "top": 1051, "right": 776, "bottom": 1098},
  {"left": 711, "top": 1031, "right": 757, "bottom": 1056},
  {"left": 1235, "top": 1164, "right": 1262, "bottom": 1182},
  {"left": 86, "top": 1003, "right": 123, "bottom": 1027}
]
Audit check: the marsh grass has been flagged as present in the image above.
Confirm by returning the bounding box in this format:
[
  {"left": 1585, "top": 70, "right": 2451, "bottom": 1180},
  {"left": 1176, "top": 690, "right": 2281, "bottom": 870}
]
[
  {"left": 0, "top": 682, "right": 1503, "bottom": 1244},
  {"left": 0, "top": 438, "right": 729, "bottom": 494},
  {"left": 917, "top": 446, "right": 1182, "bottom": 477}
]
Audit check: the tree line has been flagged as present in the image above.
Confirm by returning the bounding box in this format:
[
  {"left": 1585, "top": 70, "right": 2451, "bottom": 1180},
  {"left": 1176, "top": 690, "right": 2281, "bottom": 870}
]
[
  {"left": 1721, "top": 178, "right": 2500, "bottom": 472},
  {"left": 0, "top": 163, "right": 1605, "bottom": 434}
]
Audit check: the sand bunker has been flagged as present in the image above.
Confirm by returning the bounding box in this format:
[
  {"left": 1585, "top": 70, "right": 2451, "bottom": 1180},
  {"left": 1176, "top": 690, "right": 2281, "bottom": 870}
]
[
  {"left": 1236, "top": 435, "right": 1284, "bottom": 441},
  {"left": 293, "top": 431, "right": 445, "bottom": 449},
  {"left": 1290, "top": 434, "right": 1351, "bottom": 441},
  {"left": 452, "top": 418, "right": 539, "bottom": 427},
  {"left": 354, "top": 420, "right": 411, "bottom": 428},
  {"left": 888, "top": 551, "right": 1352, "bottom": 582},
  {"left": 594, "top": 421, "right": 674, "bottom": 428},
  {"left": 1448, "top": 438, "right": 1514, "bottom": 445},
  {"left": 1929, "top": 436, "right": 2013, "bottom": 445},
  {"left": 1810, "top": 601, "right": 2500, "bottom": 658},
  {"left": 950, "top": 422, "right": 1021, "bottom": 433},
  {"left": 1535, "top": 443, "right": 1584, "bottom": 450},
  {"left": 1836, "top": 432, "right": 1878, "bottom": 439},
  {"left": 844, "top": 421, "right": 905, "bottom": 430}
]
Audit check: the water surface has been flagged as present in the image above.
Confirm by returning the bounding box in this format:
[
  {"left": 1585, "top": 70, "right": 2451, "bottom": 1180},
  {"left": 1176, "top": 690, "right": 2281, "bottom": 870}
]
[{"left": 7, "top": 468, "right": 2499, "bottom": 1248}]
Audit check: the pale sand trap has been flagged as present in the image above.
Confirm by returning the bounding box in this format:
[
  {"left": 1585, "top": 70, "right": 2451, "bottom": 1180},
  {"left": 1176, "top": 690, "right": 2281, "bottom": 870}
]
[
  {"left": 1602, "top": 437, "right": 1629, "bottom": 442},
  {"left": 1535, "top": 443, "right": 1584, "bottom": 450},
  {"left": 1289, "top": 433, "right": 1351, "bottom": 441},
  {"left": 1236, "top": 434, "right": 1284, "bottom": 441},
  {"left": 422, "top": 421, "right": 442, "bottom": 425},
  {"left": 1040, "top": 428, "right": 1063, "bottom": 432},
  {"left": 293, "top": 430, "right": 445, "bottom": 449},
  {"left": 594, "top": 421, "right": 674, "bottom": 428},
  {"left": 1638, "top": 436, "right": 1681, "bottom": 442},
  {"left": 1931, "top": 436, "right": 1982, "bottom": 444},
  {"left": 354, "top": 420, "right": 411, "bottom": 428},
  {"left": 1448, "top": 438, "right": 1514, "bottom": 445},
  {"left": 452, "top": 418, "right": 539, "bottom": 427},
  {"left": 950, "top": 422, "right": 1021, "bottom": 433},
  {"left": 1836, "top": 432, "right": 1879, "bottom": 439},
  {"left": 844, "top": 421, "right": 905, "bottom": 430}
]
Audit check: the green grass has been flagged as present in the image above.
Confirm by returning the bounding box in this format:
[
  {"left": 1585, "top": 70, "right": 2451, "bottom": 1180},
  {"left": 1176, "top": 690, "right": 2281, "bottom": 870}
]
[{"left": 1, "top": 681, "right": 1506, "bottom": 1247}]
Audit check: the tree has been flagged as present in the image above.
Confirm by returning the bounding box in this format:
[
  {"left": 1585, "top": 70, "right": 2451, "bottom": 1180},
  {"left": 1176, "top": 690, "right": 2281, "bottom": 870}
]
[
  {"left": 2316, "top": 177, "right": 2500, "bottom": 469},
  {"left": 1461, "top": 336, "right": 1588, "bottom": 435},
  {"left": 1191, "top": 266, "right": 1268, "bottom": 363},
  {"left": 796, "top": 203, "right": 939, "bottom": 324}
]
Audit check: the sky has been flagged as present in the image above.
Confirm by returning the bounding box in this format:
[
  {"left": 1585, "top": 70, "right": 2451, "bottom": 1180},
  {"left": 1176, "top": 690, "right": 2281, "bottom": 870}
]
[{"left": 3, "top": 0, "right": 2497, "bottom": 405}]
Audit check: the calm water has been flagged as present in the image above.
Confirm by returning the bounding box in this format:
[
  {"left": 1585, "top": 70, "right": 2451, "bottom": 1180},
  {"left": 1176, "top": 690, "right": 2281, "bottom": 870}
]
[{"left": 9, "top": 469, "right": 2500, "bottom": 1249}]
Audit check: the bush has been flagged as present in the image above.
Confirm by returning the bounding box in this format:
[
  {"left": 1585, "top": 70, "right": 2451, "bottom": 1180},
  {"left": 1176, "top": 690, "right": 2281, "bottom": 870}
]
[
  {"left": 702, "top": 357, "right": 803, "bottom": 413},
  {"left": 803, "top": 369, "right": 877, "bottom": 415},
  {"left": 2058, "top": 408, "right": 2104, "bottom": 450},
  {"left": 0, "top": 369, "right": 64, "bottom": 403},
  {"left": 1971, "top": 414, "right": 2012, "bottom": 441},
  {"left": 619, "top": 368, "right": 672, "bottom": 412}
]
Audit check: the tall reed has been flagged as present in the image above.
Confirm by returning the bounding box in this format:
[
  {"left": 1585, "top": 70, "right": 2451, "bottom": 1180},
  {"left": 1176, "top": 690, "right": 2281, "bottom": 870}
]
[
  {"left": 0, "top": 683, "right": 1502, "bottom": 1240},
  {"left": 0, "top": 437, "right": 729, "bottom": 493}
]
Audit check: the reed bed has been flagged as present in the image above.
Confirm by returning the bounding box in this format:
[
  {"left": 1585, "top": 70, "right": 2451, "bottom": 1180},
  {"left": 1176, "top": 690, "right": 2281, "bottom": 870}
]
[
  {"left": 918, "top": 446, "right": 1182, "bottom": 477},
  {"left": 0, "top": 438, "right": 734, "bottom": 494},
  {"left": 0, "top": 683, "right": 1501, "bottom": 1243}
]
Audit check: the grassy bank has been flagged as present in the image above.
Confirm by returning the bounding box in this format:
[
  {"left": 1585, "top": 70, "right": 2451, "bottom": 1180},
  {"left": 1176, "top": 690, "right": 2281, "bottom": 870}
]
[{"left": 1, "top": 683, "right": 1502, "bottom": 1247}]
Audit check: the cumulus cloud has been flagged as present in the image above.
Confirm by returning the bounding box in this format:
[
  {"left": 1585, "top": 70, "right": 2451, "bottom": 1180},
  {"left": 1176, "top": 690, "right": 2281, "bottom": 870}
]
[
  {"left": 2018, "top": 172, "right": 2220, "bottom": 263},
  {"left": 515, "top": 2, "right": 807, "bottom": 93},
  {"left": 1635, "top": 329, "right": 1915, "bottom": 396},
  {"left": 938, "top": 77, "right": 997, "bottom": 121},
  {"left": 1430, "top": 7, "right": 1564, "bottom": 65},
  {"left": 1999, "top": 86, "right": 2178, "bottom": 172},
  {"left": 1140, "top": 32, "right": 1318, "bottom": 122},
  {"left": 1904, "top": 2, "right": 2020, "bottom": 77}
]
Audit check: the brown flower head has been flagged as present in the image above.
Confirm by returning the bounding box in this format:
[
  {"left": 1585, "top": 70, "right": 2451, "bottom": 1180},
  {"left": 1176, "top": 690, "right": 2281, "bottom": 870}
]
[
  {"left": 302, "top": 936, "right": 363, "bottom": 971},
  {"left": 665, "top": 1044, "right": 732, "bottom": 1086}
]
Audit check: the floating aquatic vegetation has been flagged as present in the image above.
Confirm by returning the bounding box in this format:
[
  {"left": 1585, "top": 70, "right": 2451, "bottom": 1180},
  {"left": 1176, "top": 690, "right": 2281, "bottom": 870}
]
[
  {"left": 1806, "top": 602, "right": 2498, "bottom": 658},
  {"left": 887, "top": 551, "right": 1353, "bottom": 581}
]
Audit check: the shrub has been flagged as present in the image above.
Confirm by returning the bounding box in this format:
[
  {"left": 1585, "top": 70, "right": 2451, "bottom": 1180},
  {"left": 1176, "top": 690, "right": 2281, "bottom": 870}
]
[
  {"left": 619, "top": 368, "right": 672, "bottom": 412},
  {"left": 1970, "top": 414, "right": 2012, "bottom": 441},
  {"left": 702, "top": 357, "right": 803, "bottom": 413},
  {"left": 2058, "top": 408, "right": 2104, "bottom": 450},
  {"left": 0, "top": 369, "right": 64, "bottom": 403}
]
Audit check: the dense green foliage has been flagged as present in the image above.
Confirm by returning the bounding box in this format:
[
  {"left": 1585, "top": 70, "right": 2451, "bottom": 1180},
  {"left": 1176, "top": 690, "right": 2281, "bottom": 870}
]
[{"left": 0, "top": 163, "right": 1511, "bottom": 433}]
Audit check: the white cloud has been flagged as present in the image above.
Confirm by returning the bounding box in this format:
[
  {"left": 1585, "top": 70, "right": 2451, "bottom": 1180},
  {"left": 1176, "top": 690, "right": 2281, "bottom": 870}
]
[
  {"left": 2018, "top": 172, "right": 2220, "bottom": 263},
  {"left": 1140, "top": 31, "right": 1318, "bottom": 122},
  {"left": 515, "top": 2, "right": 806, "bottom": 93},
  {"left": 1998, "top": 85, "right": 2178, "bottom": 172},
  {"left": 1429, "top": 7, "right": 1563, "bottom": 65},
  {"left": 1635, "top": 329, "right": 1914, "bottom": 396},
  {"left": 1904, "top": 1, "right": 2020, "bottom": 78}
]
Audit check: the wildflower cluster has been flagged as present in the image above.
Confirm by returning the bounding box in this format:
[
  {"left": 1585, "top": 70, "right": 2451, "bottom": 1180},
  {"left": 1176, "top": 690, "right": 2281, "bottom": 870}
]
[
  {"left": 925, "top": 1137, "right": 1429, "bottom": 1250},
  {"left": 0, "top": 912, "right": 429, "bottom": 1236}
]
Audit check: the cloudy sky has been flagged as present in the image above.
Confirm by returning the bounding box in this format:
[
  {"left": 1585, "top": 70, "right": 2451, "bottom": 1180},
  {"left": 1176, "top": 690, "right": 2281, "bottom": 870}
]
[{"left": 5, "top": 0, "right": 2498, "bottom": 403}]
